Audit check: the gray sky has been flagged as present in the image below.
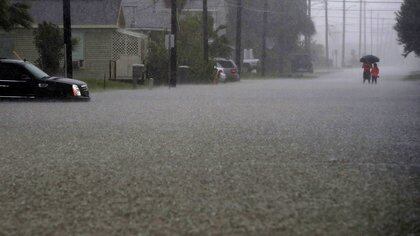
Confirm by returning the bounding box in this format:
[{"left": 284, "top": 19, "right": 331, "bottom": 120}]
[{"left": 309, "top": 0, "right": 416, "bottom": 66}]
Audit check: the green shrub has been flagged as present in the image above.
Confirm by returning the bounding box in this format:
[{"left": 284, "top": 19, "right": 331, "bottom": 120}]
[
  {"left": 145, "top": 36, "right": 169, "bottom": 86},
  {"left": 145, "top": 14, "right": 231, "bottom": 85},
  {"left": 33, "top": 22, "right": 64, "bottom": 74}
]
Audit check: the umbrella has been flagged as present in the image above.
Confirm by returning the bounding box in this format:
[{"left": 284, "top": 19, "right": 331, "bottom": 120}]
[{"left": 360, "top": 55, "right": 380, "bottom": 63}]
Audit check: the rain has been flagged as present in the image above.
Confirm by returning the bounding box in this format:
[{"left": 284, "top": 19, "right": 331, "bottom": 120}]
[{"left": 0, "top": 0, "right": 419, "bottom": 235}]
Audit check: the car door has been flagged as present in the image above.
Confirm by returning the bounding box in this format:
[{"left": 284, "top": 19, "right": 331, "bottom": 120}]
[
  {"left": 5, "top": 63, "right": 40, "bottom": 97},
  {"left": 0, "top": 63, "right": 19, "bottom": 97},
  {"left": 0, "top": 63, "right": 9, "bottom": 96}
]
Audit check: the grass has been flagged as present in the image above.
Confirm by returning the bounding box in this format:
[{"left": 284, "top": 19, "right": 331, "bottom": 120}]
[
  {"left": 241, "top": 68, "right": 342, "bottom": 80},
  {"left": 241, "top": 69, "right": 338, "bottom": 80},
  {"left": 78, "top": 78, "right": 142, "bottom": 92},
  {"left": 403, "top": 71, "right": 420, "bottom": 80}
]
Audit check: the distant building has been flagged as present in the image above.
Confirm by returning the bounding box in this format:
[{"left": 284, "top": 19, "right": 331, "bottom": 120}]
[
  {"left": 0, "top": 0, "right": 148, "bottom": 79},
  {"left": 122, "top": 0, "right": 228, "bottom": 33}
]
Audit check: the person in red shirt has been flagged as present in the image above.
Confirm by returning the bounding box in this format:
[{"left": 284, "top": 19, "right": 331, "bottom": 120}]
[
  {"left": 371, "top": 63, "right": 379, "bottom": 84},
  {"left": 362, "top": 62, "right": 372, "bottom": 83}
]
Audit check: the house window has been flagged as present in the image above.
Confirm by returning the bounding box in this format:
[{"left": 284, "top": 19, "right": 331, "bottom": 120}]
[{"left": 72, "top": 32, "right": 85, "bottom": 69}]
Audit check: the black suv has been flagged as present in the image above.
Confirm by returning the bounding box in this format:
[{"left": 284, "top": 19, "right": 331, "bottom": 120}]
[{"left": 0, "top": 59, "right": 89, "bottom": 99}]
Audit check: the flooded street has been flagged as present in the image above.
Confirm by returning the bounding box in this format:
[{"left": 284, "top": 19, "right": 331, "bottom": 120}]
[{"left": 1, "top": 68, "right": 419, "bottom": 235}]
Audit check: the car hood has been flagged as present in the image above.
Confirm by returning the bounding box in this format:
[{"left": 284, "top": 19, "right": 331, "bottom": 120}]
[{"left": 47, "top": 77, "right": 86, "bottom": 86}]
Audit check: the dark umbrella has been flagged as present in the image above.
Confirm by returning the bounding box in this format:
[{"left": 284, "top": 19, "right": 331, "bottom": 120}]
[{"left": 360, "top": 55, "right": 380, "bottom": 63}]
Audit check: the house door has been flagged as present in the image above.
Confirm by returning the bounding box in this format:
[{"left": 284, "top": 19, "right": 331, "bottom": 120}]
[{"left": 0, "top": 36, "right": 14, "bottom": 58}]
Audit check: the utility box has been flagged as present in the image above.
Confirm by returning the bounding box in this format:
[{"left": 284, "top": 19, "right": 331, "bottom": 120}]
[
  {"left": 178, "top": 65, "right": 190, "bottom": 84},
  {"left": 132, "top": 64, "right": 144, "bottom": 87}
]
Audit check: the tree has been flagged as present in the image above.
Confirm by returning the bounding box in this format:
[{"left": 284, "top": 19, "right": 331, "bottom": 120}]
[
  {"left": 33, "top": 22, "right": 64, "bottom": 74},
  {"left": 178, "top": 14, "right": 231, "bottom": 82},
  {"left": 0, "top": 0, "right": 32, "bottom": 31},
  {"left": 145, "top": 14, "right": 232, "bottom": 84},
  {"left": 395, "top": 0, "right": 420, "bottom": 57},
  {"left": 227, "top": 0, "right": 315, "bottom": 73},
  {"left": 145, "top": 33, "right": 169, "bottom": 85}
]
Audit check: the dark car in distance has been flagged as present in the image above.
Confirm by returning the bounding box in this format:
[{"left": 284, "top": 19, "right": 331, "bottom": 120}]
[
  {"left": 291, "top": 54, "right": 314, "bottom": 73},
  {"left": 0, "top": 59, "right": 89, "bottom": 100}
]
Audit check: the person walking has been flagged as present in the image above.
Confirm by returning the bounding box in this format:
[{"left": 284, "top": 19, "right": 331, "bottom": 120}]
[
  {"left": 371, "top": 63, "right": 379, "bottom": 84},
  {"left": 362, "top": 62, "right": 372, "bottom": 83}
]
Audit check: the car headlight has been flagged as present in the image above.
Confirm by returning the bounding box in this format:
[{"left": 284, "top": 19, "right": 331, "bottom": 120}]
[{"left": 72, "top": 84, "right": 81, "bottom": 96}]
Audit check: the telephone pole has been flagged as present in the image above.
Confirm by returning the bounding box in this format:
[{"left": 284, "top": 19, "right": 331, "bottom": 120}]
[
  {"left": 235, "top": 0, "right": 242, "bottom": 73},
  {"left": 359, "top": 0, "right": 362, "bottom": 58},
  {"left": 363, "top": 0, "right": 367, "bottom": 54},
  {"left": 341, "top": 0, "right": 346, "bottom": 67},
  {"left": 261, "top": 0, "right": 268, "bottom": 76},
  {"left": 379, "top": 18, "right": 384, "bottom": 57},
  {"left": 325, "top": 0, "right": 329, "bottom": 67},
  {"left": 306, "top": 0, "right": 312, "bottom": 55},
  {"left": 170, "top": 0, "right": 177, "bottom": 87},
  {"left": 370, "top": 9, "right": 373, "bottom": 54},
  {"left": 63, "top": 0, "right": 73, "bottom": 78},
  {"left": 376, "top": 12, "right": 379, "bottom": 55},
  {"left": 203, "top": 0, "right": 209, "bottom": 62}
]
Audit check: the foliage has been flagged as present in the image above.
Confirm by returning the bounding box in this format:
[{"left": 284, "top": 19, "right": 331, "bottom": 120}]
[
  {"left": 0, "top": 0, "right": 32, "bottom": 31},
  {"left": 33, "top": 22, "right": 64, "bottom": 74},
  {"left": 178, "top": 14, "right": 229, "bottom": 83},
  {"left": 79, "top": 78, "right": 136, "bottom": 91},
  {"left": 145, "top": 33, "right": 169, "bottom": 85},
  {"left": 394, "top": 0, "right": 420, "bottom": 57},
  {"left": 227, "top": 0, "right": 315, "bottom": 73},
  {"left": 146, "top": 14, "right": 231, "bottom": 84},
  {"left": 209, "top": 25, "right": 232, "bottom": 58}
]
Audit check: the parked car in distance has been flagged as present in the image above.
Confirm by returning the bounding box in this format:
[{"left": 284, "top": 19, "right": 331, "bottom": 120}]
[
  {"left": 213, "top": 58, "right": 240, "bottom": 82},
  {"left": 0, "top": 59, "right": 89, "bottom": 100},
  {"left": 291, "top": 54, "right": 314, "bottom": 73}
]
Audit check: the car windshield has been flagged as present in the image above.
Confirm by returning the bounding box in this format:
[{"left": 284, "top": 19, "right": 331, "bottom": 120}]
[
  {"left": 217, "top": 60, "right": 235, "bottom": 68},
  {"left": 24, "top": 63, "right": 49, "bottom": 79}
]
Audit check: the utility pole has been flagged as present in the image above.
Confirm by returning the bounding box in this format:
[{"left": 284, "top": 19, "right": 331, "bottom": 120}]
[
  {"left": 363, "top": 0, "right": 367, "bottom": 55},
  {"left": 261, "top": 0, "right": 268, "bottom": 76},
  {"left": 379, "top": 18, "right": 384, "bottom": 57},
  {"left": 309, "top": 0, "right": 311, "bottom": 49},
  {"left": 306, "top": 0, "right": 312, "bottom": 55},
  {"left": 342, "top": 0, "right": 346, "bottom": 67},
  {"left": 203, "top": 0, "right": 209, "bottom": 62},
  {"left": 235, "top": 0, "right": 242, "bottom": 73},
  {"left": 370, "top": 9, "right": 373, "bottom": 54},
  {"left": 170, "top": 0, "right": 177, "bottom": 87},
  {"left": 63, "top": 0, "right": 73, "bottom": 78},
  {"left": 325, "top": 0, "right": 329, "bottom": 67},
  {"left": 359, "top": 0, "right": 362, "bottom": 58},
  {"left": 376, "top": 12, "right": 379, "bottom": 55}
]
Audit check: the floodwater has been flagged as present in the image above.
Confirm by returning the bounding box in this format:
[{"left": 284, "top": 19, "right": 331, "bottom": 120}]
[{"left": 0, "top": 67, "right": 419, "bottom": 235}]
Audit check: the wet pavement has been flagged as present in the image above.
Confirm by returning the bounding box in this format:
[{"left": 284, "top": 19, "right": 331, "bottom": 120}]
[{"left": 0, "top": 67, "right": 419, "bottom": 235}]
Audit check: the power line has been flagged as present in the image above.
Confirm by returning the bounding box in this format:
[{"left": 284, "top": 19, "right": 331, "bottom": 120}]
[
  {"left": 312, "top": 8, "right": 399, "bottom": 11},
  {"left": 312, "top": 0, "right": 402, "bottom": 3},
  {"left": 312, "top": 15, "right": 396, "bottom": 19}
]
